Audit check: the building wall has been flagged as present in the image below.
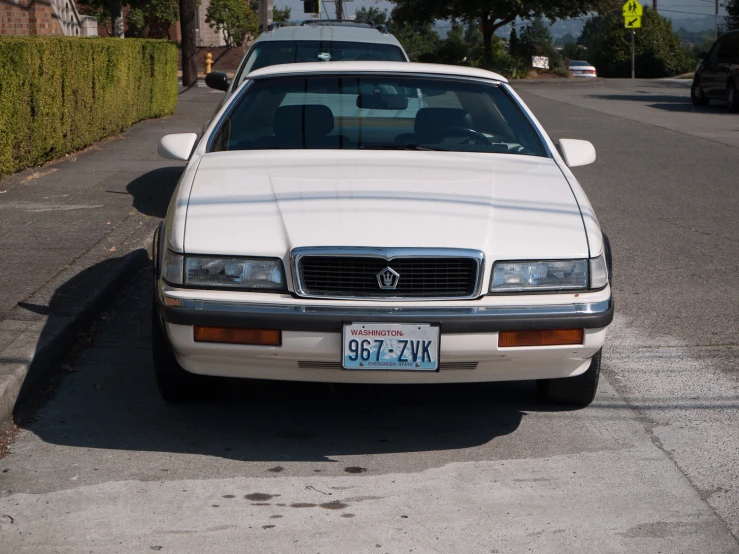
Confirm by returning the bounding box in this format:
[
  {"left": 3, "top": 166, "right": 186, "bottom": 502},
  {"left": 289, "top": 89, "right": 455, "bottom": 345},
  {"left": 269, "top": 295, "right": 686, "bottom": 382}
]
[
  {"left": 0, "top": 0, "right": 64, "bottom": 36},
  {"left": 0, "top": 0, "right": 96, "bottom": 36},
  {"left": 196, "top": 0, "right": 225, "bottom": 47}
]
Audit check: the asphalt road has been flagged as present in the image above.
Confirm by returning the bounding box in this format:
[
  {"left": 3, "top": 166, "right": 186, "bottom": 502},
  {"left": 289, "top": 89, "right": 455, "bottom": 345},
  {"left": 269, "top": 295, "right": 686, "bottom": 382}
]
[{"left": 0, "top": 79, "right": 737, "bottom": 553}]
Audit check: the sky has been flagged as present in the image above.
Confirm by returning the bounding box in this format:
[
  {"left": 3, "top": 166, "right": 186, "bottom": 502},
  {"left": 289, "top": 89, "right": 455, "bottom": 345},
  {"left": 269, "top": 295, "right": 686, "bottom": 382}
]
[{"left": 272, "top": 0, "right": 727, "bottom": 22}]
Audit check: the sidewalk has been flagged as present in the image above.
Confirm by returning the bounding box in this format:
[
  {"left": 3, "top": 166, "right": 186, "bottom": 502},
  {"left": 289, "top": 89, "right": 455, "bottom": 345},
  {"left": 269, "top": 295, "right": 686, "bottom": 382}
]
[{"left": 0, "top": 86, "right": 222, "bottom": 424}]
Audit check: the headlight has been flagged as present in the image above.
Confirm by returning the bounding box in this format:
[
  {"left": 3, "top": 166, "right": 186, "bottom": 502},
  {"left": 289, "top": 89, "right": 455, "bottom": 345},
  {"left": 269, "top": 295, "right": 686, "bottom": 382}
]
[
  {"left": 161, "top": 252, "right": 285, "bottom": 290},
  {"left": 491, "top": 260, "right": 588, "bottom": 292},
  {"left": 185, "top": 257, "right": 285, "bottom": 289}
]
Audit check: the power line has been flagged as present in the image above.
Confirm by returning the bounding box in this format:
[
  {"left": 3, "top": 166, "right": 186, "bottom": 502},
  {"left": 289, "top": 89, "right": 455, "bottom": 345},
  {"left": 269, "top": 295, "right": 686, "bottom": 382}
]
[{"left": 658, "top": 8, "right": 724, "bottom": 16}]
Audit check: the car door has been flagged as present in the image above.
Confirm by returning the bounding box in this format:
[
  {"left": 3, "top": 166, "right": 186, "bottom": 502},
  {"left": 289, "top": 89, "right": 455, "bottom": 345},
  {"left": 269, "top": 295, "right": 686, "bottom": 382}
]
[
  {"left": 700, "top": 36, "right": 724, "bottom": 97},
  {"left": 717, "top": 33, "right": 739, "bottom": 97}
]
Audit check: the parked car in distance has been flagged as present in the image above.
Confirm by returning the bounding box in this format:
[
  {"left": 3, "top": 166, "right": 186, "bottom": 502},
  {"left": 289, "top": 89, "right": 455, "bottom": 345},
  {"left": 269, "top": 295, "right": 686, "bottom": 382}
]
[
  {"left": 155, "top": 61, "right": 613, "bottom": 408},
  {"left": 692, "top": 30, "right": 739, "bottom": 112},
  {"left": 204, "top": 21, "right": 409, "bottom": 99},
  {"left": 568, "top": 60, "right": 597, "bottom": 77}
]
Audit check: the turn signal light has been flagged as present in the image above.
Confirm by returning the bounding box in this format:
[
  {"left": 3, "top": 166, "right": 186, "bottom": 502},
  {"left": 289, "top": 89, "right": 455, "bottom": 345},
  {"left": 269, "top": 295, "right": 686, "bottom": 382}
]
[
  {"left": 499, "top": 329, "right": 584, "bottom": 348},
  {"left": 194, "top": 326, "right": 281, "bottom": 346}
]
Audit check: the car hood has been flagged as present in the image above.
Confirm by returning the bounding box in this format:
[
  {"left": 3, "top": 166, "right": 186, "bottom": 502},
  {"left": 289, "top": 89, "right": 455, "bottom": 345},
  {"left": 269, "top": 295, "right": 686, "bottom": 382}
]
[{"left": 184, "top": 150, "right": 588, "bottom": 263}]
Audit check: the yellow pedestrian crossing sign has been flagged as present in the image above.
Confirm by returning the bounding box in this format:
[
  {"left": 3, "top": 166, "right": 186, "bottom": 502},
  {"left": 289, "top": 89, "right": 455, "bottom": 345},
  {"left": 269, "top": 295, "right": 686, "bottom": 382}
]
[
  {"left": 623, "top": 0, "right": 643, "bottom": 17},
  {"left": 624, "top": 16, "right": 641, "bottom": 28}
]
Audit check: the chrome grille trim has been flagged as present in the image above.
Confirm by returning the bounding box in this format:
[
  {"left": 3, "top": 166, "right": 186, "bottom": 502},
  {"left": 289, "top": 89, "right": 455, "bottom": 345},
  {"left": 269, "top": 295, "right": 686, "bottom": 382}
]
[
  {"left": 291, "top": 247, "right": 485, "bottom": 301},
  {"left": 297, "top": 361, "right": 479, "bottom": 370}
]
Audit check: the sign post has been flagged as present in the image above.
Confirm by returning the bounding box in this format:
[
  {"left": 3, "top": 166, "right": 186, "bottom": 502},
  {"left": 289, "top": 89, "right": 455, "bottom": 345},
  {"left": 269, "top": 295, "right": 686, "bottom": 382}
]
[{"left": 623, "top": 0, "right": 643, "bottom": 79}]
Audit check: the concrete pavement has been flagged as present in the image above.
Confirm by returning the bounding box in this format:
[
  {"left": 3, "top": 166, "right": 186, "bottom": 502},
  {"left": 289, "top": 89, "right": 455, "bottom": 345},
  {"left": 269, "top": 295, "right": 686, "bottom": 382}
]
[
  {"left": 0, "top": 270, "right": 736, "bottom": 553},
  {"left": 0, "top": 86, "right": 221, "bottom": 424}
]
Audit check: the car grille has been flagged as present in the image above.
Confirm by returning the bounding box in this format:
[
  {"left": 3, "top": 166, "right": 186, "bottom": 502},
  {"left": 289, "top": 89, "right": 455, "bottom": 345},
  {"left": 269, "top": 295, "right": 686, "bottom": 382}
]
[{"left": 296, "top": 255, "right": 481, "bottom": 299}]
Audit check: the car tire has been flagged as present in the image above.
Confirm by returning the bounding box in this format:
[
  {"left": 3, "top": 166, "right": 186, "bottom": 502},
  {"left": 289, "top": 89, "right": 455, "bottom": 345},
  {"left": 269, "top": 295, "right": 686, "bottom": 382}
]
[
  {"left": 691, "top": 79, "right": 709, "bottom": 106},
  {"left": 727, "top": 80, "right": 739, "bottom": 113},
  {"left": 536, "top": 349, "right": 601, "bottom": 408},
  {"left": 151, "top": 300, "right": 209, "bottom": 403}
]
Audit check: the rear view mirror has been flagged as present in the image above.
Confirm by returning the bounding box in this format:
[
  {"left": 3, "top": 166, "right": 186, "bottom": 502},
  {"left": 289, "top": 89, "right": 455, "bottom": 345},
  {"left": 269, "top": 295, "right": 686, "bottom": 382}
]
[
  {"left": 356, "top": 94, "right": 409, "bottom": 110},
  {"left": 558, "top": 139, "right": 596, "bottom": 167},
  {"left": 158, "top": 133, "right": 198, "bottom": 161},
  {"left": 205, "top": 71, "right": 229, "bottom": 92}
]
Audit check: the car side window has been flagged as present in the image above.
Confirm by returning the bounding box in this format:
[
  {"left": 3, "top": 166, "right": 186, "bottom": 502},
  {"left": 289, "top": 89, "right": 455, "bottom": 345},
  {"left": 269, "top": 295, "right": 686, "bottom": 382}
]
[
  {"left": 717, "top": 33, "right": 739, "bottom": 62},
  {"left": 707, "top": 38, "right": 722, "bottom": 62}
]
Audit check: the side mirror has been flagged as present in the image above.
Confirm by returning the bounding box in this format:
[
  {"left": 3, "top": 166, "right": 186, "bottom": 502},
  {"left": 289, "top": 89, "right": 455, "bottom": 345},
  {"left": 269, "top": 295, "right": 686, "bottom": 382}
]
[
  {"left": 158, "top": 133, "right": 198, "bottom": 161},
  {"left": 558, "top": 139, "right": 596, "bottom": 168},
  {"left": 696, "top": 51, "right": 707, "bottom": 60},
  {"left": 205, "top": 71, "right": 229, "bottom": 92}
]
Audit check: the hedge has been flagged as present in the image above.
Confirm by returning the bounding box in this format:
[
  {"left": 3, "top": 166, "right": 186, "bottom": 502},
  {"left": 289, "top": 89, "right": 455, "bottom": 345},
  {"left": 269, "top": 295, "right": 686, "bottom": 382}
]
[{"left": 0, "top": 37, "right": 178, "bottom": 176}]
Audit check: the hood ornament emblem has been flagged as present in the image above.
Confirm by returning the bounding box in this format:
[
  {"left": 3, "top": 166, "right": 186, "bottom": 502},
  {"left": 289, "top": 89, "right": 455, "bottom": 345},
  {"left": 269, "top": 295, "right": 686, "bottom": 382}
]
[{"left": 377, "top": 267, "right": 400, "bottom": 290}]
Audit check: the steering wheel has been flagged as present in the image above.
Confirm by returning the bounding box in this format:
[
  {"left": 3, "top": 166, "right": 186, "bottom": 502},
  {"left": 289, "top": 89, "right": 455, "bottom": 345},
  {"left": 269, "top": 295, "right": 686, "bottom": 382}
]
[{"left": 436, "top": 126, "right": 491, "bottom": 145}]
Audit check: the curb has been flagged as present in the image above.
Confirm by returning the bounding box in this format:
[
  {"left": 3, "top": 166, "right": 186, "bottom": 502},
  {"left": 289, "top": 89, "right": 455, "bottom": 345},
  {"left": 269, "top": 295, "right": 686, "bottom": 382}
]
[
  {"left": 0, "top": 249, "right": 149, "bottom": 425},
  {"left": 510, "top": 77, "right": 607, "bottom": 86}
]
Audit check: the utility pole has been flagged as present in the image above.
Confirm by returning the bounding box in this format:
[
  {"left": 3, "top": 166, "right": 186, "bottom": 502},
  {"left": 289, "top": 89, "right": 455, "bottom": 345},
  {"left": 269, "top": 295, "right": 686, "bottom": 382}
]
[
  {"left": 258, "top": 0, "right": 273, "bottom": 32},
  {"left": 653, "top": 0, "right": 657, "bottom": 11},
  {"left": 180, "top": 0, "right": 197, "bottom": 87},
  {"left": 336, "top": 0, "right": 343, "bottom": 20},
  {"left": 631, "top": 30, "right": 636, "bottom": 79},
  {"left": 715, "top": 0, "right": 719, "bottom": 40}
]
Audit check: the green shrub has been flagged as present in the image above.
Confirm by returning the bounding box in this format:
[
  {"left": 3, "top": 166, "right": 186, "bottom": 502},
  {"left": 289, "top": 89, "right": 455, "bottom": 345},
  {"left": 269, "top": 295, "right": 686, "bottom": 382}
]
[
  {"left": 0, "top": 37, "right": 177, "bottom": 176},
  {"left": 552, "top": 62, "right": 571, "bottom": 78}
]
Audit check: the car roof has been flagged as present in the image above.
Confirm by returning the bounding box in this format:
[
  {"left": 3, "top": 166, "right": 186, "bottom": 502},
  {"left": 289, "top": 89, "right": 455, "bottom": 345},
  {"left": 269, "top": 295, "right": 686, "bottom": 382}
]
[
  {"left": 246, "top": 61, "right": 508, "bottom": 83},
  {"left": 254, "top": 24, "right": 404, "bottom": 48}
]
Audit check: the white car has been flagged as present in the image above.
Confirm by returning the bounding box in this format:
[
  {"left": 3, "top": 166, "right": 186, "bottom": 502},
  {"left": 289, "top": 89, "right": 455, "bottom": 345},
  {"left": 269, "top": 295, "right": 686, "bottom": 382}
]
[
  {"left": 154, "top": 62, "right": 613, "bottom": 407},
  {"left": 204, "top": 22, "right": 409, "bottom": 99},
  {"left": 568, "top": 60, "right": 597, "bottom": 78}
]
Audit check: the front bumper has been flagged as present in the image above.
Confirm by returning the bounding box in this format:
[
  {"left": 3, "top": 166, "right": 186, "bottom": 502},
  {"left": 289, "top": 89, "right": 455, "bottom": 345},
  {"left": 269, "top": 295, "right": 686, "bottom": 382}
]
[
  {"left": 157, "top": 282, "right": 614, "bottom": 334},
  {"left": 155, "top": 281, "right": 613, "bottom": 383}
]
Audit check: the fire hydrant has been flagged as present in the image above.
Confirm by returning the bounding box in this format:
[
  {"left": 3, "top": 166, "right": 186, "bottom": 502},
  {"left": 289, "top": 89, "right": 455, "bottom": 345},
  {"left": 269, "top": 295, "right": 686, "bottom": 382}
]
[{"left": 205, "top": 52, "right": 213, "bottom": 75}]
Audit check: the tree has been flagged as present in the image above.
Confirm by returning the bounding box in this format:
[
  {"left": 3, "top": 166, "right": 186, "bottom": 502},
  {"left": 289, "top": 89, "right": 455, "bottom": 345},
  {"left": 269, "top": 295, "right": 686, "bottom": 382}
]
[
  {"left": 392, "top": 21, "right": 441, "bottom": 62},
  {"left": 561, "top": 32, "right": 576, "bottom": 45},
  {"left": 354, "top": 6, "right": 388, "bottom": 26},
  {"left": 126, "top": 0, "right": 180, "bottom": 38},
  {"left": 563, "top": 41, "right": 588, "bottom": 60},
  {"left": 389, "top": 0, "right": 616, "bottom": 66},
  {"left": 726, "top": 0, "right": 739, "bottom": 31},
  {"left": 579, "top": 7, "right": 694, "bottom": 77},
  {"left": 272, "top": 5, "right": 291, "bottom": 23},
  {"left": 110, "top": 0, "right": 124, "bottom": 36},
  {"left": 206, "top": 0, "right": 259, "bottom": 47}
]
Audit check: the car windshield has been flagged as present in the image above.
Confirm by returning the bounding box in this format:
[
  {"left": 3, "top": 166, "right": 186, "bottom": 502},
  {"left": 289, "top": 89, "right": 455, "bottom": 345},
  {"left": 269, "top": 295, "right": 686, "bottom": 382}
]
[
  {"left": 209, "top": 75, "right": 548, "bottom": 157},
  {"left": 569, "top": 61, "right": 591, "bottom": 67},
  {"left": 234, "top": 41, "right": 406, "bottom": 89}
]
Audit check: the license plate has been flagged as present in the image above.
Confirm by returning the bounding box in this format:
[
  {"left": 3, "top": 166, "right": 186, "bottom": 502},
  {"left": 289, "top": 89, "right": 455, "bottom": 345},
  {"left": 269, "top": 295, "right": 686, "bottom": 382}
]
[{"left": 342, "top": 323, "right": 440, "bottom": 371}]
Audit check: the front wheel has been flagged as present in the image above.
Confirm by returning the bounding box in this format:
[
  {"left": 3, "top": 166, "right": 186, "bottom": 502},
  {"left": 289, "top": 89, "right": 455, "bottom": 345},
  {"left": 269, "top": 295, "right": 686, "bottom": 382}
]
[
  {"left": 536, "top": 349, "right": 602, "bottom": 408},
  {"left": 151, "top": 301, "right": 210, "bottom": 402},
  {"left": 727, "top": 80, "right": 739, "bottom": 113},
  {"left": 691, "top": 79, "right": 709, "bottom": 107}
]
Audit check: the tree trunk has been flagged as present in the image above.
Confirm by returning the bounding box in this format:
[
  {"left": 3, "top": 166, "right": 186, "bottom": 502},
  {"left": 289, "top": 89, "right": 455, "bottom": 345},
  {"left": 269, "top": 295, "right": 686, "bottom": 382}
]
[
  {"left": 110, "top": 0, "right": 124, "bottom": 37},
  {"left": 180, "top": 0, "right": 198, "bottom": 87},
  {"left": 481, "top": 15, "right": 494, "bottom": 67}
]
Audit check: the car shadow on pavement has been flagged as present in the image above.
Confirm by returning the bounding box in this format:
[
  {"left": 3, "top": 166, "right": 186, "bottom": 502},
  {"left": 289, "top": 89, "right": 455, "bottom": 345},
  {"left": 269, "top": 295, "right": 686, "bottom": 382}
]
[
  {"left": 587, "top": 93, "right": 729, "bottom": 113},
  {"left": 13, "top": 264, "right": 544, "bottom": 463},
  {"left": 126, "top": 166, "right": 184, "bottom": 218}
]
